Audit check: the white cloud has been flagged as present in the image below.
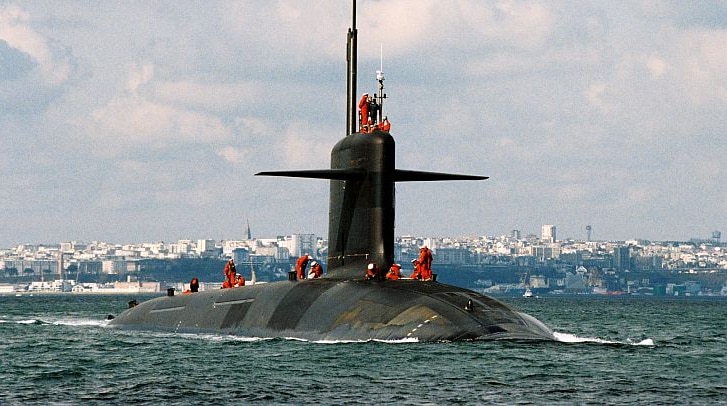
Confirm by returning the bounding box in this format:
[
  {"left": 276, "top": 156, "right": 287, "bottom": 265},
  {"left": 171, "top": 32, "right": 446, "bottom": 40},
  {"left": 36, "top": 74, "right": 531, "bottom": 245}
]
[
  {"left": 2, "top": 1, "right": 727, "bottom": 245},
  {"left": 217, "top": 146, "right": 246, "bottom": 164},
  {"left": 0, "top": 4, "right": 71, "bottom": 85},
  {"left": 153, "top": 80, "right": 263, "bottom": 112},
  {"left": 85, "top": 95, "right": 230, "bottom": 151}
]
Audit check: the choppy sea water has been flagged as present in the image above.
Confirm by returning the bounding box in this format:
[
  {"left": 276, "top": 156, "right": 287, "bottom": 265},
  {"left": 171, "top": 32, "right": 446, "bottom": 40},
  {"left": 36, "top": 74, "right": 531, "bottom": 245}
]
[{"left": 0, "top": 294, "right": 724, "bottom": 405}]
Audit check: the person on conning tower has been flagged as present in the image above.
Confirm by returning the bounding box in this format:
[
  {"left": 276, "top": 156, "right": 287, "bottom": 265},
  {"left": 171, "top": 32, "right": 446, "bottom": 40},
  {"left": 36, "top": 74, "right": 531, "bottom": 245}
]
[
  {"left": 380, "top": 116, "right": 391, "bottom": 132},
  {"left": 358, "top": 92, "right": 369, "bottom": 132}
]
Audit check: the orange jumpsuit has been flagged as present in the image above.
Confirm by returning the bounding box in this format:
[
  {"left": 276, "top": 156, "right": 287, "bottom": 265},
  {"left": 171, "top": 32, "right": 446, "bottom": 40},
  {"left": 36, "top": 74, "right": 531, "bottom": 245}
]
[
  {"left": 386, "top": 264, "right": 401, "bottom": 280},
  {"left": 380, "top": 118, "right": 391, "bottom": 132},
  {"left": 235, "top": 275, "right": 246, "bottom": 287},
  {"left": 409, "top": 260, "right": 422, "bottom": 280},
  {"left": 296, "top": 255, "right": 311, "bottom": 279},
  {"left": 309, "top": 262, "right": 323, "bottom": 279},
  {"left": 358, "top": 94, "right": 369, "bottom": 131},
  {"left": 419, "top": 247, "right": 433, "bottom": 280},
  {"left": 365, "top": 263, "right": 380, "bottom": 280},
  {"left": 223, "top": 261, "right": 236, "bottom": 288}
]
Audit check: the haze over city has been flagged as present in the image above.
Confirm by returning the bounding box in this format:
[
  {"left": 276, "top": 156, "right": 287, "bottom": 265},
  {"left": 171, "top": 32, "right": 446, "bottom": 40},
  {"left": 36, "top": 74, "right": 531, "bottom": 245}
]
[{"left": 1, "top": 1, "right": 726, "bottom": 248}]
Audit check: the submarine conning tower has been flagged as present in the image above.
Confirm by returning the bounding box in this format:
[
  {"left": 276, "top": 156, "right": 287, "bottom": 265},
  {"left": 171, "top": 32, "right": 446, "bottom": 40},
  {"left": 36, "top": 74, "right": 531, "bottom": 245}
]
[
  {"left": 255, "top": 0, "right": 486, "bottom": 281},
  {"left": 327, "top": 130, "right": 395, "bottom": 279}
]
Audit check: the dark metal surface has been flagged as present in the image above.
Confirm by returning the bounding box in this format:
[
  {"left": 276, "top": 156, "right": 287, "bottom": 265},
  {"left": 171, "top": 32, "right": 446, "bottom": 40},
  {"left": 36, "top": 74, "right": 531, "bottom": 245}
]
[{"left": 109, "top": 278, "right": 553, "bottom": 341}]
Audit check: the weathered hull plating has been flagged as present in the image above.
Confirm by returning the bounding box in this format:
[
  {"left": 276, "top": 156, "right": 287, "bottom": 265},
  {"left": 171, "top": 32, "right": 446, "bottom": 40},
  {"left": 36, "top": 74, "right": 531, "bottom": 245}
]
[{"left": 109, "top": 280, "right": 553, "bottom": 341}]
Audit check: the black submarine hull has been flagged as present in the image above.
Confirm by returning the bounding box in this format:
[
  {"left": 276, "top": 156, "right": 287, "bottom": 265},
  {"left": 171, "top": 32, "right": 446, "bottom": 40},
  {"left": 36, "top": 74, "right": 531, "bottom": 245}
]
[{"left": 109, "top": 279, "right": 553, "bottom": 341}]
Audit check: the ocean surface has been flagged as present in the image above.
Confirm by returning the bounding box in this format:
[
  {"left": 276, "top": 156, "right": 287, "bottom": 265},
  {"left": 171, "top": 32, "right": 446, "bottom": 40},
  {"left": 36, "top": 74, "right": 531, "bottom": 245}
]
[{"left": 1, "top": 293, "right": 725, "bottom": 405}]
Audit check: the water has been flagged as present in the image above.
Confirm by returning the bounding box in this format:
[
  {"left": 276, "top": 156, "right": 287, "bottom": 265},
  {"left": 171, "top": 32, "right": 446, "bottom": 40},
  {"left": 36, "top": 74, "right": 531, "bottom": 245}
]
[{"left": 1, "top": 294, "right": 725, "bottom": 405}]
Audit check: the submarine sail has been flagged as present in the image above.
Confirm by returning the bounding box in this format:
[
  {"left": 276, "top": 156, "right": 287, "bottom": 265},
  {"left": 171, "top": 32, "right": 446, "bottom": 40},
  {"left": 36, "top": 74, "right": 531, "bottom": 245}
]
[{"left": 109, "top": 1, "right": 554, "bottom": 342}]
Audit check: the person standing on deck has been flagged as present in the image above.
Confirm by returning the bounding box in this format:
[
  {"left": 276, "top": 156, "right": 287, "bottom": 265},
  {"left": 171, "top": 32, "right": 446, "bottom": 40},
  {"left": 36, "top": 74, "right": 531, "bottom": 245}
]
[{"left": 296, "top": 254, "right": 313, "bottom": 280}]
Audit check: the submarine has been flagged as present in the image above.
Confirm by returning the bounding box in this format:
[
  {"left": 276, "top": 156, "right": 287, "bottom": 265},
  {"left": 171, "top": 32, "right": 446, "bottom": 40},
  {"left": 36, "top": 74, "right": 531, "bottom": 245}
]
[{"left": 109, "top": 2, "right": 554, "bottom": 342}]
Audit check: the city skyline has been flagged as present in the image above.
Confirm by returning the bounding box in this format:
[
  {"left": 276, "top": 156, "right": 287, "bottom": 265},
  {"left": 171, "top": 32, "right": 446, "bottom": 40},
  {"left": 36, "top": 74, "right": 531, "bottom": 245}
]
[{"left": 1, "top": 2, "right": 726, "bottom": 248}]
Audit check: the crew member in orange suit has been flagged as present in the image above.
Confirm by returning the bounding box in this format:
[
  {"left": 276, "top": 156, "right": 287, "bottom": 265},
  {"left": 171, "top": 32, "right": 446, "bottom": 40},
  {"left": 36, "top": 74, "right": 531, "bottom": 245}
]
[
  {"left": 183, "top": 277, "right": 199, "bottom": 294},
  {"left": 380, "top": 116, "right": 391, "bottom": 132},
  {"left": 308, "top": 261, "right": 323, "bottom": 279},
  {"left": 409, "top": 259, "right": 422, "bottom": 280},
  {"left": 386, "top": 263, "right": 401, "bottom": 280},
  {"left": 235, "top": 274, "right": 246, "bottom": 287},
  {"left": 223, "top": 259, "right": 236, "bottom": 288},
  {"left": 418, "top": 246, "right": 433, "bottom": 281},
  {"left": 365, "top": 263, "right": 380, "bottom": 280},
  {"left": 358, "top": 93, "right": 369, "bottom": 132},
  {"left": 296, "top": 254, "right": 313, "bottom": 280}
]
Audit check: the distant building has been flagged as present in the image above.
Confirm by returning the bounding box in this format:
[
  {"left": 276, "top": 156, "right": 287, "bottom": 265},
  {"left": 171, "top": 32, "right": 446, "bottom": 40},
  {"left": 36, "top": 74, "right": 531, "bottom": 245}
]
[
  {"left": 613, "top": 246, "right": 631, "bottom": 270},
  {"left": 541, "top": 225, "right": 556, "bottom": 243},
  {"left": 196, "top": 239, "right": 219, "bottom": 258}
]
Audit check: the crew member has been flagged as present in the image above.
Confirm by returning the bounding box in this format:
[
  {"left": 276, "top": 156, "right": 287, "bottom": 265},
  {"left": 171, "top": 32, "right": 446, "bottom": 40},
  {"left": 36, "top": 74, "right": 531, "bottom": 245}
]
[
  {"left": 380, "top": 116, "right": 391, "bottom": 132},
  {"left": 365, "top": 263, "right": 380, "bottom": 280},
  {"left": 183, "top": 277, "right": 200, "bottom": 294},
  {"left": 386, "top": 263, "right": 401, "bottom": 280},
  {"left": 419, "top": 246, "right": 433, "bottom": 281},
  {"left": 235, "top": 274, "right": 246, "bottom": 287},
  {"left": 368, "top": 97, "right": 379, "bottom": 127},
  {"left": 358, "top": 93, "right": 369, "bottom": 132},
  {"left": 296, "top": 254, "right": 313, "bottom": 280},
  {"left": 409, "top": 259, "right": 422, "bottom": 280},
  {"left": 223, "top": 259, "right": 236, "bottom": 288},
  {"left": 308, "top": 261, "right": 323, "bottom": 279}
]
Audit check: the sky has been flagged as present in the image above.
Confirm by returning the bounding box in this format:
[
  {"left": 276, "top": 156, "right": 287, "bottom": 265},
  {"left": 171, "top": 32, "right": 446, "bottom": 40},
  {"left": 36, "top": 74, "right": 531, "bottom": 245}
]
[{"left": 1, "top": 1, "right": 726, "bottom": 247}]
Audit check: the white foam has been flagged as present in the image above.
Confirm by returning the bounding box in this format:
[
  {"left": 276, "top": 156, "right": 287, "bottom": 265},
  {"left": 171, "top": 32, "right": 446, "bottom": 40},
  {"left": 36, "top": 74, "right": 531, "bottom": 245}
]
[
  {"left": 52, "top": 318, "right": 109, "bottom": 327},
  {"left": 312, "top": 337, "right": 419, "bottom": 344},
  {"left": 553, "top": 331, "right": 655, "bottom": 346},
  {"left": 17, "top": 319, "right": 39, "bottom": 324}
]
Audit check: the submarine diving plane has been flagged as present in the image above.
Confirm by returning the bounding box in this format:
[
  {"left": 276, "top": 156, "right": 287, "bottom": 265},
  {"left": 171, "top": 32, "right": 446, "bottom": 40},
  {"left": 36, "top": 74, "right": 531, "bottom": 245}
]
[{"left": 109, "top": 2, "right": 554, "bottom": 342}]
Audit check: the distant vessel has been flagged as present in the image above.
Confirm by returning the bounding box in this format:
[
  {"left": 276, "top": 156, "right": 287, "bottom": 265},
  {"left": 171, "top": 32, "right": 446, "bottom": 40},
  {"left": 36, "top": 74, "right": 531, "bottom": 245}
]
[
  {"left": 523, "top": 287, "right": 533, "bottom": 298},
  {"left": 109, "top": 1, "right": 554, "bottom": 342}
]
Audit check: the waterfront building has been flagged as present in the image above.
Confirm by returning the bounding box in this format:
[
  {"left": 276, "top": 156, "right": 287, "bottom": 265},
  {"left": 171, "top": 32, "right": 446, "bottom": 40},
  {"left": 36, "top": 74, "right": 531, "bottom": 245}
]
[{"left": 541, "top": 225, "right": 556, "bottom": 243}]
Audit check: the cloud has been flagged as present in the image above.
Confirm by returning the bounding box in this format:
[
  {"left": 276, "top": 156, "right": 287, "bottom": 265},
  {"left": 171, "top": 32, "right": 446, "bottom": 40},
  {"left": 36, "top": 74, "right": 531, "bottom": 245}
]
[
  {"left": 1, "top": 1, "right": 727, "bottom": 246},
  {"left": 217, "top": 146, "right": 246, "bottom": 164},
  {"left": 76, "top": 64, "right": 232, "bottom": 155},
  {"left": 0, "top": 4, "right": 72, "bottom": 85}
]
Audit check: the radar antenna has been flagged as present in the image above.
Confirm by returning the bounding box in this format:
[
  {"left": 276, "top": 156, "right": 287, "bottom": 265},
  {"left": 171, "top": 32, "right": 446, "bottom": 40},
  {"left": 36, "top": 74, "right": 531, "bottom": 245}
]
[{"left": 375, "top": 44, "right": 387, "bottom": 123}]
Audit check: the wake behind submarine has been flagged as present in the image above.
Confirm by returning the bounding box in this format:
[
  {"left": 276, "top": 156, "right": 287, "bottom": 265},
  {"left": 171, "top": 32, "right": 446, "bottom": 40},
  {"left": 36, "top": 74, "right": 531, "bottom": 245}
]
[{"left": 109, "top": 2, "right": 554, "bottom": 342}]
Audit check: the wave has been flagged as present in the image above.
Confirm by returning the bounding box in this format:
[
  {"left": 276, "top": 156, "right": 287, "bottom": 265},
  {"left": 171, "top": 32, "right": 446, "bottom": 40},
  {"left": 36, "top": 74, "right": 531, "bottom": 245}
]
[
  {"left": 554, "top": 331, "right": 655, "bottom": 346},
  {"left": 0, "top": 317, "right": 110, "bottom": 327},
  {"left": 52, "top": 318, "right": 110, "bottom": 327},
  {"left": 309, "top": 337, "right": 420, "bottom": 344}
]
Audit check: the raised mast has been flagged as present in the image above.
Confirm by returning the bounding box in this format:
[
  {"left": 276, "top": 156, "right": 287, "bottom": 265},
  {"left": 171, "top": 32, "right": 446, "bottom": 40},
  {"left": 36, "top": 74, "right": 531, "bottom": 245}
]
[{"left": 346, "top": 0, "right": 358, "bottom": 136}]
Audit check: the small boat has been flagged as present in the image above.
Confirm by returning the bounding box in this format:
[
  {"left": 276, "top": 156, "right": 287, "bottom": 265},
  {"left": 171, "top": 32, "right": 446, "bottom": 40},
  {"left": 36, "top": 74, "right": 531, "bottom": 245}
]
[{"left": 523, "top": 287, "right": 533, "bottom": 298}]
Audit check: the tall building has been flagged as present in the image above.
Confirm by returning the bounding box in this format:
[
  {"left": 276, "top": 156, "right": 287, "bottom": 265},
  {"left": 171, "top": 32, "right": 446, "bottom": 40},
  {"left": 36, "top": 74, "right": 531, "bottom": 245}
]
[
  {"left": 541, "top": 225, "right": 556, "bottom": 243},
  {"left": 279, "top": 234, "right": 317, "bottom": 258},
  {"left": 613, "top": 246, "right": 631, "bottom": 270}
]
